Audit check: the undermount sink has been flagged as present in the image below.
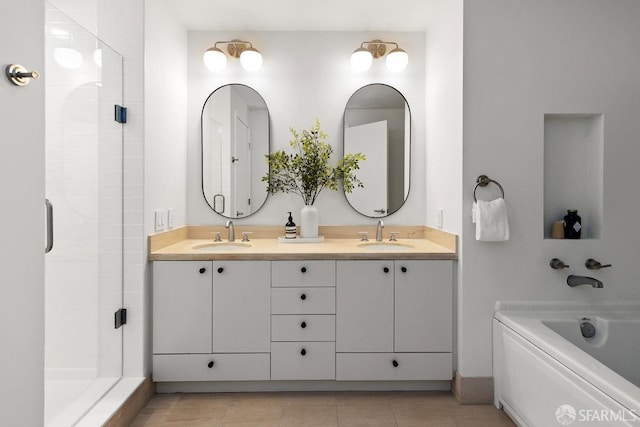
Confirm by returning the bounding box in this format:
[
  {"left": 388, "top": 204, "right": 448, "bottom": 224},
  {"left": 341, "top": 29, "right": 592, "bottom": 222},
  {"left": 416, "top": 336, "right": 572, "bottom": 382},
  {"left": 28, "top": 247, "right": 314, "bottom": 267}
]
[
  {"left": 193, "top": 242, "right": 251, "bottom": 251},
  {"left": 358, "top": 242, "right": 414, "bottom": 251}
]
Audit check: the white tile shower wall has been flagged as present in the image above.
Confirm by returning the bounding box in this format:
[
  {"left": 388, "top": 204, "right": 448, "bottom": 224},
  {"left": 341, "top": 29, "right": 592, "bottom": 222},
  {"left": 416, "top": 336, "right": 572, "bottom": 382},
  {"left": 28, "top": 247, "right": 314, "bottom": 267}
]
[
  {"left": 49, "top": 0, "right": 147, "bottom": 377},
  {"left": 185, "top": 31, "right": 426, "bottom": 226},
  {"left": 45, "top": 8, "right": 103, "bottom": 378}
]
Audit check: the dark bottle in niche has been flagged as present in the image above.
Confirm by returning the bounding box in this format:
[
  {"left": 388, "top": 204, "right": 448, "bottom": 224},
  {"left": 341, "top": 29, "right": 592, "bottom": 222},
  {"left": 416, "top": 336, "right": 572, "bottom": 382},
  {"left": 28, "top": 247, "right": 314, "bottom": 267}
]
[{"left": 563, "top": 209, "right": 582, "bottom": 239}]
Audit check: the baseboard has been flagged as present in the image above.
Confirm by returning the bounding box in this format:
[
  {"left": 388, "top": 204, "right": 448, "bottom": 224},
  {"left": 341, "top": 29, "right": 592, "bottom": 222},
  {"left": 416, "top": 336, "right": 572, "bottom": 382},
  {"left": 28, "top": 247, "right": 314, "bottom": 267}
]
[
  {"left": 103, "top": 376, "right": 155, "bottom": 427},
  {"left": 156, "top": 380, "right": 451, "bottom": 394},
  {"left": 452, "top": 372, "right": 493, "bottom": 405}
]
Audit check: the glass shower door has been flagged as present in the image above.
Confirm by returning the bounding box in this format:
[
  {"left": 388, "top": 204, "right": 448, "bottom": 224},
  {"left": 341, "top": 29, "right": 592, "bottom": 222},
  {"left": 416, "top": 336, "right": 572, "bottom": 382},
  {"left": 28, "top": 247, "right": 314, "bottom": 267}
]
[{"left": 44, "top": 3, "right": 123, "bottom": 425}]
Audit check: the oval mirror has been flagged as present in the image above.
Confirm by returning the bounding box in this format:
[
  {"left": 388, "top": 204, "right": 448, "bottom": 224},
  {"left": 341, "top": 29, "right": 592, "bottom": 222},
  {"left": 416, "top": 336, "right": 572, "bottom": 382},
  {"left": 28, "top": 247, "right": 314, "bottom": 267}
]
[
  {"left": 343, "top": 84, "right": 410, "bottom": 217},
  {"left": 201, "top": 84, "right": 270, "bottom": 218}
]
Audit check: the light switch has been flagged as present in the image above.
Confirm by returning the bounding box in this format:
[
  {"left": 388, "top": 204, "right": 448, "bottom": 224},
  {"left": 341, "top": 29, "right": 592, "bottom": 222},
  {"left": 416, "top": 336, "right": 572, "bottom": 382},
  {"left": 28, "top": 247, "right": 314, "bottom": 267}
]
[
  {"left": 155, "top": 209, "right": 167, "bottom": 231},
  {"left": 167, "top": 209, "right": 175, "bottom": 228}
]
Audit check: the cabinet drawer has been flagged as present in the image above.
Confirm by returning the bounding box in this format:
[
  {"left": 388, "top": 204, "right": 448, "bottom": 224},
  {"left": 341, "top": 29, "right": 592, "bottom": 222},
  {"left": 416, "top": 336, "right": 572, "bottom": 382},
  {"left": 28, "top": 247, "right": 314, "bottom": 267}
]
[
  {"left": 336, "top": 353, "right": 452, "bottom": 381},
  {"left": 272, "top": 287, "right": 335, "bottom": 314},
  {"left": 152, "top": 353, "right": 270, "bottom": 382},
  {"left": 272, "top": 315, "right": 335, "bottom": 342},
  {"left": 272, "top": 261, "right": 335, "bottom": 287},
  {"left": 271, "top": 342, "right": 335, "bottom": 380}
]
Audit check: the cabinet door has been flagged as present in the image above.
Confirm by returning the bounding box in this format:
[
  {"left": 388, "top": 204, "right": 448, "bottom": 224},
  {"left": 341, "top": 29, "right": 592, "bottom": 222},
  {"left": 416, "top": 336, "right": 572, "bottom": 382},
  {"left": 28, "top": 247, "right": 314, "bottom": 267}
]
[
  {"left": 153, "top": 261, "right": 212, "bottom": 354},
  {"left": 336, "top": 260, "right": 394, "bottom": 352},
  {"left": 212, "top": 261, "right": 270, "bottom": 353},
  {"left": 395, "top": 260, "right": 452, "bottom": 352}
]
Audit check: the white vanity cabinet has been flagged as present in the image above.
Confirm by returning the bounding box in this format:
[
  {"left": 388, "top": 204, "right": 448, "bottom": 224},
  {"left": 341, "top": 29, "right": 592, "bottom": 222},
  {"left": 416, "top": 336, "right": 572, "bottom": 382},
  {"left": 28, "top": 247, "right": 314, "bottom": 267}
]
[
  {"left": 152, "top": 256, "right": 453, "bottom": 386},
  {"left": 152, "top": 260, "right": 271, "bottom": 381},
  {"left": 335, "top": 260, "right": 453, "bottom": 381}
]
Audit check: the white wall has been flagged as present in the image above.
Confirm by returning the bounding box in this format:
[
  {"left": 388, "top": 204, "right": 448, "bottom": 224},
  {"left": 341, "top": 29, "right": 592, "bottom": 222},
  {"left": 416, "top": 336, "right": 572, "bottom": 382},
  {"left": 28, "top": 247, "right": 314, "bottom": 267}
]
[
  {"left": 144, "top": 0, "right": 188, "bottom": 233},
  {"left": 425, "top": 0, "right": 463, "bottom": 235},
  {"left": 460, "top": 0, "right": 640, "bottom": 377},
  {"left": 0, "top": 1, "right": 44, "bottom": 425},
  {"left": 187, "top": 31, "right": 426, "bottom": 226}
]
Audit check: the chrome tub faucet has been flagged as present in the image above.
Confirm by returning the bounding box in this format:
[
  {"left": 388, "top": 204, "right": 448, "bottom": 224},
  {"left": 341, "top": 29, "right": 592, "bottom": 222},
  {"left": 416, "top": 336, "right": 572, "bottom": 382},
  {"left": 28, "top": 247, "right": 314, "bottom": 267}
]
[{"left": 567, "top": 275, "right": 603, "bottom": 289}]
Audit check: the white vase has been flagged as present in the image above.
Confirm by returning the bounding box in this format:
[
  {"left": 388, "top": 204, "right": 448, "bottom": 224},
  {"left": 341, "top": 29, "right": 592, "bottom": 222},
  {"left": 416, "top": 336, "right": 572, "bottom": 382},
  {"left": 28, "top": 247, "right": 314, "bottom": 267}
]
[{"left": 300, "top": 205, "right": 319, "bottom": 238}]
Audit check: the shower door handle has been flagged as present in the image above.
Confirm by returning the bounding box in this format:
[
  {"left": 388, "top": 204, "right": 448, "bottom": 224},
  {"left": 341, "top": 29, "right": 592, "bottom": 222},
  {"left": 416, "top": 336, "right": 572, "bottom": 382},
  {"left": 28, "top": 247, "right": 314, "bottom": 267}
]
[{"left": 45, "top": 198, "right": 53, "bottom": 253}]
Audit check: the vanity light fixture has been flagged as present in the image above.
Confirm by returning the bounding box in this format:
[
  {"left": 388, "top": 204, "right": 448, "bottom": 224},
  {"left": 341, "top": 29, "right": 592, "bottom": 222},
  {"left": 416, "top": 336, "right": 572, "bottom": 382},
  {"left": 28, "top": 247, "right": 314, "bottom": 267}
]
[
  {"left": 203, "top": 40, "right": 263, "bottom": 72},
  {"left": 350, "top": 40, "right": 408, "bottom": 72}
]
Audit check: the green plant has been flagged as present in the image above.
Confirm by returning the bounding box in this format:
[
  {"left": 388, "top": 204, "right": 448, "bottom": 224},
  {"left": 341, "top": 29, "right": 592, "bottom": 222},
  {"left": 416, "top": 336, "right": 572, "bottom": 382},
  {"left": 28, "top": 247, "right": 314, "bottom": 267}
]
[{"left": 263, "top": 119, "right": 365, "bottom": 205}]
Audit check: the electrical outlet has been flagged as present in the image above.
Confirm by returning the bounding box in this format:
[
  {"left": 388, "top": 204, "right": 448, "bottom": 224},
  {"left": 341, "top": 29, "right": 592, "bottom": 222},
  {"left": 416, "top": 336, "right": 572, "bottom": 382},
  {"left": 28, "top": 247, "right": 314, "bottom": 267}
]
[
  {"left": 155, "top": 209, "right": 167, "bottom": 232},
  {"left": 167, "top": 209, "right": 175, "bottom": 228},
  {"left": 437, "top": 208, "right": 444, "bottom": 229}
]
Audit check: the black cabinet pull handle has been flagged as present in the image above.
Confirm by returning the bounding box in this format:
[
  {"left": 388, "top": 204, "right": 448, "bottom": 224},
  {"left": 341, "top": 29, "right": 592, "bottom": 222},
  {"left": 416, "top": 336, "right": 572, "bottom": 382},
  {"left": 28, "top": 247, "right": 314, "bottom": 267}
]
[
  {"left": 217, "top": 267, "right": 224, "bottom": 274},
  {"left": 300, "top": 348, "right": 306, "bottom": 356},
  {"left": 300, "top": 321, "right": 307, "bottom": 329},
  {"left": 392, "top": 360, "right": 399, "bottom": 367},
  {"left": 207, "top": 361, "right": 214, "bottom": 368},
  {"left": 401, "top": 266, "right": 407, "bottom": 273},
  {"left": 301, "top": 267, "right": 307, "bottom": 273},
  {"left": 199, "top": 267, "right": 206, "bottom": 274},
  {"left": 383, "top": 267, "right": 389, "bottom": 273},
  {"left": 300, "top": 293, "right": 306, "bottom": 300}
]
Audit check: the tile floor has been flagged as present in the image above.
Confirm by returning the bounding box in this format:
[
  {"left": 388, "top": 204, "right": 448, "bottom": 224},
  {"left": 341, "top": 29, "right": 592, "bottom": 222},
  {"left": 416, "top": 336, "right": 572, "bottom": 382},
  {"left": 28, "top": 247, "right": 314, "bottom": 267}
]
[{"left": 131, "top": 391, "right": 516, "bottom": 426}]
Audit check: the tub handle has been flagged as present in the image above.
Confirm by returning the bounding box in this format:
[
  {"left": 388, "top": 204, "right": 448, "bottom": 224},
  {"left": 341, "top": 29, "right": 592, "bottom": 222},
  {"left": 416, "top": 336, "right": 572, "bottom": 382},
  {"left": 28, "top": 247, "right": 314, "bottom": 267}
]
[
  {"left": 550, "top": 258, "right": 569, "bottom": 269},
  {"left": 585, "top": 258, "right": 611, "bottom": 270}
]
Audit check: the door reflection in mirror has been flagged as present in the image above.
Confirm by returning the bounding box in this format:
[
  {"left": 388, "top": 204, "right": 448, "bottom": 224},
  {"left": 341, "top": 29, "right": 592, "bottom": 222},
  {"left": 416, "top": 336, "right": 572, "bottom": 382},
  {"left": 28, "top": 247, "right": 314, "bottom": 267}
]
[
  {"left": 343, "top": 84, "right": 410, "bottom": 217},
  {"left": 201, "top": 84, "right": 270, "bottom": 218}
]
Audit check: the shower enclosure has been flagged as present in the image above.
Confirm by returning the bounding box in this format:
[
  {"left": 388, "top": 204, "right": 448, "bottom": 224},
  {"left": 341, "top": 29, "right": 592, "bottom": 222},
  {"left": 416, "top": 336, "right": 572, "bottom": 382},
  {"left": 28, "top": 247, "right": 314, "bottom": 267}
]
[{"left": 44, "top": 3, "right": 124, "bottom": 425}]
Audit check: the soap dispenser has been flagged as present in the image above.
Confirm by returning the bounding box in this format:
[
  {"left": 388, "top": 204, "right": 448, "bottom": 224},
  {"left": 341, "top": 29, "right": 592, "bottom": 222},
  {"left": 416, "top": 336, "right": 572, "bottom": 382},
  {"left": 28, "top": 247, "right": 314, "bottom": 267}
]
[{"left": 285, "top": 212, "right": 297, "bottom": 239}]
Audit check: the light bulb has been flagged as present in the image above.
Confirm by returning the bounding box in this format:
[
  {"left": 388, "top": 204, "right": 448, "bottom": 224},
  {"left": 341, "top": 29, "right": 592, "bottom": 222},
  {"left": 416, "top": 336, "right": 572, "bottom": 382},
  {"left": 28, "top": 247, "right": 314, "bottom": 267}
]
[
  {"left": 203, "top": 47, "right": 227, "bottom": 71},
  {"left": 351, "top": 47, "right": 372, "bottom": 72},
  {"left": 385, "top": 48, "right": 408, "bottom": 72},
  {"left": 240, "top": 47, "right": 262, "bottom": 71}
]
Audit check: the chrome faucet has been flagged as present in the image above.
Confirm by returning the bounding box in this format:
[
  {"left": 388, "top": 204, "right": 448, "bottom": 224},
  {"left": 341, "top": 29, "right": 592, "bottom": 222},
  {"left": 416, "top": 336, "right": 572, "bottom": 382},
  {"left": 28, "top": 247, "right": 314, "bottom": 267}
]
[
  {"left": 225, "top": 220, "right": 235, "bottom": 242},
  {"left": 567, "top": 275, "right": 603, "bottom": 289},
  {"left": 376, "top": 220, "right": 384, "bottom": 242}
]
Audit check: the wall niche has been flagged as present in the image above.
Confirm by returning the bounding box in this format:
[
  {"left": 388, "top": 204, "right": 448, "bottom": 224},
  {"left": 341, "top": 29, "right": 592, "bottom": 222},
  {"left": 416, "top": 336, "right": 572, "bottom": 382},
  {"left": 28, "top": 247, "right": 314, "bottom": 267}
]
[{"left": 543, "top": 114, "right": 603, "bottom": 239}]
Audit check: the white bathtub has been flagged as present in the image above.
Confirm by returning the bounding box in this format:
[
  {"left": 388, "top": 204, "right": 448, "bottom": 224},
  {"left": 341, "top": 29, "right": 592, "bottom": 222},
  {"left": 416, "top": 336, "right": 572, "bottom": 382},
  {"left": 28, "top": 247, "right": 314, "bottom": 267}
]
[{"left": 493, "top": 303, "right": 640, "bottom": 426}]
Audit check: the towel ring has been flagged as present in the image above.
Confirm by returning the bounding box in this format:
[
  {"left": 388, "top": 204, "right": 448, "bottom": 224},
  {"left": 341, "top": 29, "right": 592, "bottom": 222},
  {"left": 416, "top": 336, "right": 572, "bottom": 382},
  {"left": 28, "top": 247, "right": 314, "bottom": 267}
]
[{"left": 474, "top": 175, "right": 505, "bottom": 202}]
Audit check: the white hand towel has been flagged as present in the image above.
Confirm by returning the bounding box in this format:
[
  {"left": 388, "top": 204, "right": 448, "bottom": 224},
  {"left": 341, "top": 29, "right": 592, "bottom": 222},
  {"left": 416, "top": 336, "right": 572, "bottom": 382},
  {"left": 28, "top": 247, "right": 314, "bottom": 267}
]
[{"left": 472, "top": 198, "right": 509, "bottom": 241}]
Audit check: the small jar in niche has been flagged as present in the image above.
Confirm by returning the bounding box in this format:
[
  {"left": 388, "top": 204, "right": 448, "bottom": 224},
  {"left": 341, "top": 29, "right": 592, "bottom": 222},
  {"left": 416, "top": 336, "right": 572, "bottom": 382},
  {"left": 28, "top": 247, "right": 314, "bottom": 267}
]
[
  {"left": 563, "top": 209, "right": 582, "bottom": 239},
  {"left": 551, "top": 221, "right": 564, "bottom": 239}
]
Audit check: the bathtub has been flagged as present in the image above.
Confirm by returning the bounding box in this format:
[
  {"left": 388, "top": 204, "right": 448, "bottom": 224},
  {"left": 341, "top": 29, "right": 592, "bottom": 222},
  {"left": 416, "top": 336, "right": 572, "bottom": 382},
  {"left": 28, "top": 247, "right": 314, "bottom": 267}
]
[{"left": 493, "top": 303, "right": 640, "bottom": 426}]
